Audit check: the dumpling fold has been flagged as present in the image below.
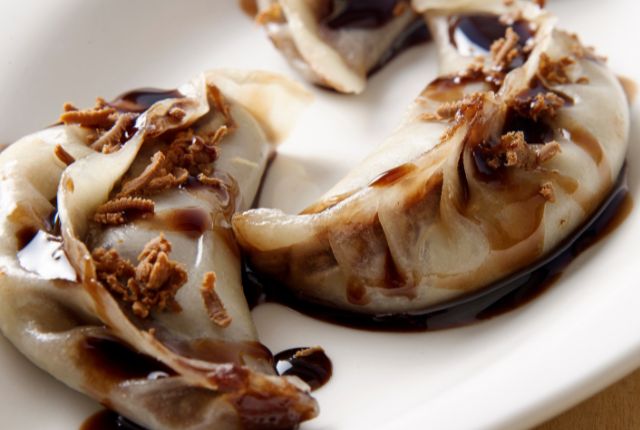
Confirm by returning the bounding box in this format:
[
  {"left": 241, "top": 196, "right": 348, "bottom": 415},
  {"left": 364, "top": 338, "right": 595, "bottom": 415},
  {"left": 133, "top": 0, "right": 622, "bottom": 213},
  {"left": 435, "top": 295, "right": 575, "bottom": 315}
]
[
  {"left": 0, "top": 70, "right": 317, "bottom": 429},
  {"left": 253, "top": 0, "right": 430, "bottom": 93},
  {"left": 233, "top": 2, "right": 630, "bottom": 314}
]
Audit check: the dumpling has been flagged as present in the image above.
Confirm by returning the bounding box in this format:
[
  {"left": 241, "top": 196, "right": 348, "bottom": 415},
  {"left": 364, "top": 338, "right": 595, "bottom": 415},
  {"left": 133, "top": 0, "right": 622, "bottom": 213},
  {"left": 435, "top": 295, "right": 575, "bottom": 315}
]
[
  {"left": 0, "top": 70, "right": 318, "bottom": 429},
  {"left": 415, "top": 0, "right": 549, "bottom": 74},
  {"left": 233, "top": 2, "right": 630, "bottom": 315},
  {"left": 251, "top": 0, "right": 431, "bottom": 93}
]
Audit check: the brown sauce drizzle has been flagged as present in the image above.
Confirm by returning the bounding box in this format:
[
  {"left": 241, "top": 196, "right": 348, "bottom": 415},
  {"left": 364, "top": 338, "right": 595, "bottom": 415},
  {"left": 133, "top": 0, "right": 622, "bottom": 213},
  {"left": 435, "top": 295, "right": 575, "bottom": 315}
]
[
  {"left": 81, "top": 336, "right": 176, "bottom": 383},
  {"left": 161, "top": 208, "right": 212, "bottom": 238},
  {"left": 80, "top": 410, "right": 144, "bottom": 430},
  {"left": 449, "top": 14, "right": 534, "bottom": 59},
  {"left": 140, "top": 207, "right": 212, "bottom": 239},
  {"left": 161, "top": 338, "right": 273, "bottom": 366},
  {"left": 15, "top": 226, "right": 37, "bottom": 250},
  {"left": 244, "top": 165, "right": 631, "bottom": 331},
  {"left": 563, "top": 126, "right": 604, "bottom": 165},
  {"left": 501, "top": 78, "right": 573, "bottom": 144},
  {"left": 251, "top": 151, "right": 277, "bottom": 209},
  {"left": 324, "top": 0, "right": 404, "bottom": 29},
  {"left": 370, "top": 163, "right": 416, "bottom": 187},
  {"left": 231, "top": 393, "right": 311, "bottom": 430},
  {"left": 108, "top": 88, "right": 184, "bottom": 113},
  {"left": 274, "top": 347, "right": 332, "bottom": 391}
]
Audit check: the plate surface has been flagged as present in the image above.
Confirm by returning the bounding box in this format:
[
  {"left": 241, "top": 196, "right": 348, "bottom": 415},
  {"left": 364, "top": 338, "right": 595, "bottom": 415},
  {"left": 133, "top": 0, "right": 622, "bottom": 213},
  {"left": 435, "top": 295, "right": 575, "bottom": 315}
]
[{"left": 0, "top": 1, "right": 639, "bottom": 429}]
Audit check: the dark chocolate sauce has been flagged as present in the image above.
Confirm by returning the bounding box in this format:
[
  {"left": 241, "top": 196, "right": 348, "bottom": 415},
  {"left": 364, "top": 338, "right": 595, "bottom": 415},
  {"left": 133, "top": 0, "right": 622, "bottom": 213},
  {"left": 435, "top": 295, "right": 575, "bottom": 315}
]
[
  {"left": 162, "top": 338, "right": 273, "bottom": 367},
  {"left": 370, "top": 163, "right": 416, "bottom": 187},
  {"left": 108, "top": 88, "right": 184, "bottom": 113},
  {"left": 501, "top": 79, "right": 572, "bottom": 144},
  {"left": 80, "top": 410, "right": 144, "bottom": 430},
  {"left": 471, "top": 145, "right": 501, "bottom": 182},
  {"left": 325, "top": 0, "right": 403, "bottom": 29},
  {"left": 251, "top": 152, "right": 277, "bottom": 209},
  {"left": 320, "top": 1, "right": 431, "bottom": 77},
  {"left": 244, "top": 166, "right": 631, "bottom": 331},
  {"left": 142, "top": 208, "right": 212, "bottom": 239},
  {"left": 164, "top": 208, "right": 212, "bottom": 238},
  {"left": 15, "top": 226, "right": 37, "bottom": 250},
  {"left": 274, "top": 347, "right": 332, "bottom": 391},
  {"left": 449, "top": 14, "right": 534, "bottom": 58},
  {"left": 563, "top": 126, "right": 603, "bottom": 166},
  {"left": 231, "top": 393, "right": 312, "bottom": 430},
  {"left": 502, "top": 111, "right": 555, "bottom": 145},
  {"left": 81, "top": 336, "right": 176, "bottom": 383}
]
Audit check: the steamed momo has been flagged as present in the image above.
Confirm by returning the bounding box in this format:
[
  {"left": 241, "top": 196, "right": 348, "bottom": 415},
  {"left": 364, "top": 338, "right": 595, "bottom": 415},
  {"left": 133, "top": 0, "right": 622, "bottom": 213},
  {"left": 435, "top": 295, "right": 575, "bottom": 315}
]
[
  {"left": 0, "top": 70, "right": 317, "bottom": 429},
  {"left": 252, "top": 0, "right": 430, "bottom": 93},
  {"left": 233, "top": 1, "right": 630, "bottom": 314}
]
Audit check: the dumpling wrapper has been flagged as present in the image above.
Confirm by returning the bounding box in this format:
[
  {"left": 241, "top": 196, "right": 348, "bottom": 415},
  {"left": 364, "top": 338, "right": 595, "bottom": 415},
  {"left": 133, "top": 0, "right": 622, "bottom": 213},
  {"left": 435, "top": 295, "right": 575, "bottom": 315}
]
[
  {"left": 0, "top": 70, "right": 318, "bottom": 429},
  {"left": 253, "top": 0, "right": 429, "bottom": 93},
  {"left": 415, "top": 0, "right": 549, "bottom": 74},
  {"left": 233, "top": 3, "right": 630, "bottom": 314}
]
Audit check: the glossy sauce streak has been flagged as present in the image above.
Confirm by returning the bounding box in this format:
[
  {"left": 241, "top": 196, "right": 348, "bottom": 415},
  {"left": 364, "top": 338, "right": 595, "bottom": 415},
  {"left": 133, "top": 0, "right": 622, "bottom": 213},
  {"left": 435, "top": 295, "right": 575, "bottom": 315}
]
[
  {"left": 15, "top": 226, "right": 37, "bottom": 250},
  {"left": 81, "top": 336, "right": 176, "bottom": 382},
  {"left": 81, "top": 410, "right": 144, "bottom": 430},
  {"left": 164, "top": 208, "right": 212, "bottom": 237},
  {"left": 108, "top": 88, "right": 184, "bottom": 113},
  {"left": 251, "top": 151, "right": 277, "bottom": 209},
  {"left": 501, "top": 78, "right": 573, "bottom": 145},
  {"left": 370, "top": 163, "right": 416, "bottom": 187},
  {"left": 142, "top": 208, "right": 212, "bottom": 239},
  {"left": 517, "top": 78, "right": 574, "bottom": 108},
  {"left": 564, "top": 126, "right": 604, "bottom": 165},
  {"left": 274, "top": 347, "right": 332, "bottom": 391},
  {"left": 162, "top": 337, "right": 272, "bottom": 366},
  {"left": 449, "top": 14, "right": 534, "bottom": 58},
  {"left": 245, "top": 167, "right": 631, "bottom": 331}
]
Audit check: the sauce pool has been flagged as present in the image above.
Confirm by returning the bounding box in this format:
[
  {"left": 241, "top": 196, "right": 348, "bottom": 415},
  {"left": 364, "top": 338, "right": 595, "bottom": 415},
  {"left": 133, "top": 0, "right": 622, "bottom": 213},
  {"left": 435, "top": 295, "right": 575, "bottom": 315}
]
[
  {"left": 80, "top": 410, "right": 143, "bottom": 430},
  {"left": 274, "top": 347, "right": 332, "bottom": 391}
]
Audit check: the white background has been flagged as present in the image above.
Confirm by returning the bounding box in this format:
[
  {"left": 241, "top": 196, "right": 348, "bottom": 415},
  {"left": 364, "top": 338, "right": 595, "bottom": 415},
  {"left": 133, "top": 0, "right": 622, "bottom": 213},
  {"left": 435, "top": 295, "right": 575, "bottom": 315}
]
[{"left": 0, "top": 1, "right": 639, "bottom": 429}]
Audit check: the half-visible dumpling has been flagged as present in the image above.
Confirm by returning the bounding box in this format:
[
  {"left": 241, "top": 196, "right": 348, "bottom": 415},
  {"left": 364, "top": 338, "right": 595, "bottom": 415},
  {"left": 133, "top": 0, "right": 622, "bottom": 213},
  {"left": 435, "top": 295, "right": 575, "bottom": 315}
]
[
  {"left": 414, "top": 0, "right": 548, "bottom": 74},
  {"left": 252, "top": 0, "right": 431, "bottom": 93},
  {"left": 0, "top": 70, "right": 317, "bottom": 429},
  {"left": 233, "top": 3, "right": 629, "bottom": 314}
]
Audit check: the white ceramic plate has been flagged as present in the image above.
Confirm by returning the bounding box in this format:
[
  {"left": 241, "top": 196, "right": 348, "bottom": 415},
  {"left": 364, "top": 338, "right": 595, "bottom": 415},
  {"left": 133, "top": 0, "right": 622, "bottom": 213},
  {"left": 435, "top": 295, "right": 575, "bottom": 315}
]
[{"left": 0, "top": 1, "right": 639, "bottom": 429}]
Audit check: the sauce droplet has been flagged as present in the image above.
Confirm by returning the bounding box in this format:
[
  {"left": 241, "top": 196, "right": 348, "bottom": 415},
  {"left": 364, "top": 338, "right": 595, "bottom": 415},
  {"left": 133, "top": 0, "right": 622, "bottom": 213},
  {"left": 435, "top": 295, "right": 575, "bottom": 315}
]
[
  {"left": 274, "top": 347, "right": 333, "bottom": 391},
  {"left": 108, "top": 88, "right": 184, "bottom": 113},
  {"left": 449, "top": 14, "right": 534, "bottom": 57}
]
